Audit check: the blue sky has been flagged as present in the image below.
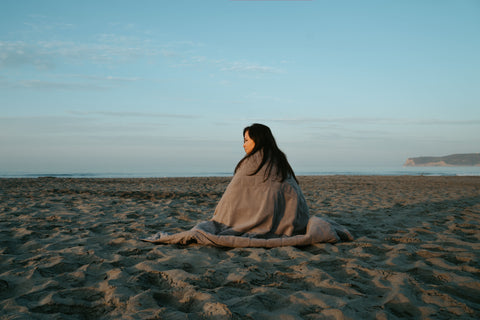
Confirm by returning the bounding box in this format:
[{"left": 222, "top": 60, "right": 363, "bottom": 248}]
[{"left": 1, "top": 0, "right": 479, "bottom": 175}]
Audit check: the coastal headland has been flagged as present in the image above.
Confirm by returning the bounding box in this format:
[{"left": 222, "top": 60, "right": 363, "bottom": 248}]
[{"left": 404, "top": 153, "right": 480, "bottom": 167}]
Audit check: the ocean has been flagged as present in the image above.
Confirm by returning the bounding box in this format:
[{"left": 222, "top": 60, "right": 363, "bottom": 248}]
[{"left": 2, "top": 166, "right": 480, "bottom": 178}]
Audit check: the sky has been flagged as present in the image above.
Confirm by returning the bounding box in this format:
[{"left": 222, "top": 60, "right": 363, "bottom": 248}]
[{"left": 1, "top": 0, "right": 479, "bottom": 175}]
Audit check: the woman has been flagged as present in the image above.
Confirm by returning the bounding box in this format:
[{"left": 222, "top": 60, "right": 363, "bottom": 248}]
[
  {"left": 210, "top": 123, "right": 310, "bottom": 238},
  {"left": 143, "top": 124, "right": 353, "bottom": 247}
]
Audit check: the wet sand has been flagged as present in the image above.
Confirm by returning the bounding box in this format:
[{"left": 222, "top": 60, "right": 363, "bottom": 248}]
[{"left": 1, "top": 176, "right": 479, "bottom": 319}]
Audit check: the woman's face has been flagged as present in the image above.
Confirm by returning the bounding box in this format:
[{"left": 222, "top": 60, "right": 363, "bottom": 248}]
[{"left": 243, "top": 130, "right": 255, "bottom": 154}]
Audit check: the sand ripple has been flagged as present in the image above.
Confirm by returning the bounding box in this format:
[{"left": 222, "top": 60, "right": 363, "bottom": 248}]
[{"left": 1, "top": 176, "right": 479, "bottom": 319}]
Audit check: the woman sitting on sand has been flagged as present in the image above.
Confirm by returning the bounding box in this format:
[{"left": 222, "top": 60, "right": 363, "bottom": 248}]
[
  {"left": 210, "top": 123, "right": 310, "bottom": 238},
  {"left": 144, "top": 124, "right": 352, "bottom": 247}
]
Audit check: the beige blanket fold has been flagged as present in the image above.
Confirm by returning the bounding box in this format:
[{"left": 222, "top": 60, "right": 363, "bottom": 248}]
[{"left": 143, "top": 153, "right": 353, "bottom": 247}]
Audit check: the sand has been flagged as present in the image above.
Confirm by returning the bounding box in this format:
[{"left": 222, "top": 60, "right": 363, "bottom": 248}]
[{"left": 0, "top": 176, "right": 479, "bottom": 319}]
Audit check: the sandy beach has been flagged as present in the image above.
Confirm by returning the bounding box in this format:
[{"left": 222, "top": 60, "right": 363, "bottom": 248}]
[{"left": 1, "top": 176, "right": 479, "bottom": 319}]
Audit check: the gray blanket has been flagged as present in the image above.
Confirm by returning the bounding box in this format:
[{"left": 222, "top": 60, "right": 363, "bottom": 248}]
[{"left": 143, "top": 153, "right": 353, "bottom": 247}]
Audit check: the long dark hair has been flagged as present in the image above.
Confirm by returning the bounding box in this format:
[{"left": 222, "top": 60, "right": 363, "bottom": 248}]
[{"left": 234, "top": 123, "right": 298, "bottom": 183}]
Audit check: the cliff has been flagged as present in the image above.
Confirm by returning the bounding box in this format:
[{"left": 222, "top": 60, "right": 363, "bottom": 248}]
[{"left": 404, "top": 153, "right": 480, "bottom": 167}]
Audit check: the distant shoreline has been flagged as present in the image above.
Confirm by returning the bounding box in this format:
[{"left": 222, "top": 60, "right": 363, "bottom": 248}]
[
  {"left": 2, "top": 169, "right": 480, "bottom": 179},
  {"left": 3, "top": 164, "right": 480, "bottom": 179}
]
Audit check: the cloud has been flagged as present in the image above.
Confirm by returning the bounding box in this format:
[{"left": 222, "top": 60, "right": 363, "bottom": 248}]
[
  {"left": 171, "top": 55, "right": 283, "bottom": 75},
  {"left": 24, "top": 16, "right": 74, "bottom": 32},
  {"left": 1, "top": 79, "right": 110, "bottom": 91},
  {"left": 0, "top": 115, "right": 233, "bottom": 156},
  {"left": 2, "top": 14, "right": 279, "bottom": 76},
  {"left": 262, "top": 117, "right": 480, "bottom": 126},
  {"left": 220, "top": 61, "right": 282, "bottom": 74},
  {"left": 0, "top": 36, "right": 175, "bottom": 70},
  {"left": 245, "top": 92, "right": 293, "bottom": 103},
  {"left": 1, "top": 32, "right": 281, "bottom": 77},
  {"left": 0, "top": 114, "right": 202, "bottom": 146},
  {"left": 42, "top": 40, "right": 149, "bottom": 64},
  {"left": 0, "top": 73, "right": 144, "bottom": 91},
  {"left": 407, "top": 119, "right": 480, "bottom": 125},
  {"left": 67, "top": 110, "right": 200, "bottom": 119},
  {"left": 73, "top": 75, "right": 141, "bottom": 82},
  {"left": 0, "top": 41, "right": 55, "bottom": 69}
]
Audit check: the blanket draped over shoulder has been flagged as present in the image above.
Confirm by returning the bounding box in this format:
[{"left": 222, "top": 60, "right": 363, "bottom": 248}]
[{"left": 143, "top": 153, "right": 353, "bottom": 247}]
